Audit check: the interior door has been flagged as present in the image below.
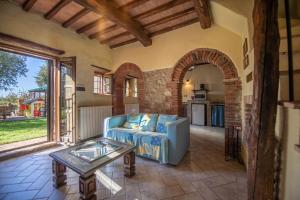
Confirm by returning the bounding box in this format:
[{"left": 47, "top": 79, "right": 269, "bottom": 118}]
[{"left": 59, "top": 57, "right": 76, "bottom": 144}]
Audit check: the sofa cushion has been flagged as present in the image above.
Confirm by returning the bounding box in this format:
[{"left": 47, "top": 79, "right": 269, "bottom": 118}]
[
  {"left": 156, "top": 114, "right": 177, "bottom": 133},
  {"left": 139, "top": 113, "right": 158, "bottom": 132},
  {"left": 123, "top": 113, "right": 142, "bottom": 129}
]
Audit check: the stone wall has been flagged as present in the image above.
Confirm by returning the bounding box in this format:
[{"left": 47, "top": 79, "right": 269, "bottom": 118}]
[{"left": 143, "top": 68, "right": 173, "bottom": 114}]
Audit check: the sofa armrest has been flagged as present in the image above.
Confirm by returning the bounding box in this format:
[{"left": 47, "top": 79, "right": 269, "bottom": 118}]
[
  {"left": 103, "top": 115, "right": 127, "bottom": 137},
  {"left": 166, "top": 117, "right": 190, "bottom": 165}
]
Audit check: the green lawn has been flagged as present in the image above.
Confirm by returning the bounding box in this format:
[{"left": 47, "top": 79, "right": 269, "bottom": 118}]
[{"left": 0, "top": 118, "right": 47, "bottom": 144}]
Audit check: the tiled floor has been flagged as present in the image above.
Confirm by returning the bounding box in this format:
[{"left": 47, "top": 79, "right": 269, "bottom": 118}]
[
  {"left": 0, "top": 126, "right": 247, "bottom": 200},
  {"left": 0, "top": 137, "right": 47, "bottom": 153}
]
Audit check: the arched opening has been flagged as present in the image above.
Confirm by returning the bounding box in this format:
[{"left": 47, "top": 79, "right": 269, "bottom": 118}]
[
  {"left": 182, "top": 64, "right": 225, "bottom": 127},
  {"left": 167, "top": 48, "right": 242, "bottom": 128},
  {"left": 112, "top": 63, "right": 145, "bottom": 115}
]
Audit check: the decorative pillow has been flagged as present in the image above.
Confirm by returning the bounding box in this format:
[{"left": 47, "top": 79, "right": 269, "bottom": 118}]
[
  {"left": 123, "top": 113, "right": 142, "bottom": 129},
  {"left": 156, "top": 114, "right": 177, "bottom": 133},
  {"left": 139, "top": 113, "right": 158, "bottom": 132}
]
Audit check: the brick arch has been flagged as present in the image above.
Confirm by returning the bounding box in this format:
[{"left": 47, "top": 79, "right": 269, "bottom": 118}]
[
  {"left": 168, "top": 48, "right": 241, "bottom": 128},
  {"left": 112, "top": 63, "right": 145, "bottom": 115}
]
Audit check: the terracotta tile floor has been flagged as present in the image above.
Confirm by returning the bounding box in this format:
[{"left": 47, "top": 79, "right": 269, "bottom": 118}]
[{"left": 0, "top": 126, "right": 247, "bottom": 200}]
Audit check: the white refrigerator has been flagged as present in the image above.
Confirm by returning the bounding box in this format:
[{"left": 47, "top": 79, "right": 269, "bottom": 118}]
[{"left": 192, "top": 103, "right": 206, "bottom": 126}]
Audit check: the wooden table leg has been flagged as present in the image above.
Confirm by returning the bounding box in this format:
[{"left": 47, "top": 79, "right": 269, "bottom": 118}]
[
  {"left": 79, "top": 174, "right": 96, "bottom": 200},
  {"left": 124, "top": 151, "right": 135, "bottom": 177},
  {"left": 52, "top": 160, "right": 67, "bottom": 188}
]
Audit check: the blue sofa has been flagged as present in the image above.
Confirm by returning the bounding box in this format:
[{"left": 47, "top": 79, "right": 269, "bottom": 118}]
[{"left": 103, "top": 113, "right": 190, "bottom": 165}]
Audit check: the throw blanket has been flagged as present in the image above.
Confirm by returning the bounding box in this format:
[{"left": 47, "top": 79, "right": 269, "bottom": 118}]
[{"left": 106, "top": 128, "right": 168, "bottom": 164}]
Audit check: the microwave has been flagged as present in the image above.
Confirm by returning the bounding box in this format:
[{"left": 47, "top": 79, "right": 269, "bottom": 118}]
[{"left": 194, "top": 91, "right": 207, "bottom": 100}]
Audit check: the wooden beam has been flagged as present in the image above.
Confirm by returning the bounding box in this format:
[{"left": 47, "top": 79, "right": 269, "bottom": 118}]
[
  {"left": 0, "top": 32, "right": 65, "bottom": 55},
  {"left": 101, "top": 8, "right": 195, "bottom": 44},
  {"left": 88, "top": 25, "right": 118, "bottom": 39},
  {"left": 120, "top": 0, "right": 149, "bottom": 12},
  {"left": 75, "top": 0, "right": 151, "bottom": 46},
  {"left": 247, "top": 0, "right": 280, "bottom": 199},
  {"left": 110, "top": 17, "right": 198, "bottom": 48},
  {"left": 45, "top": 0, "right": 73, "bottom": 20},
  {"left": 144, "top": 7, "right": 195, "bottom": 29},
  {"left": 90, "top": 0, "right": 192, "bottom": 40},
  {"left": 63, "top": 8, "right": 90, "bottom": 28},
  {"left": 76, "top": 0, "right": 149, "bottom": 35},
  {"left": 150, "top": 18, "right": 199, "bottom": 37},
  {"left": 192, "top": 0, "right": 211, "bottom": 29},
  {"left": 99, "top": 32, "right": 131, "bottom": 44},
  {"left": 77, "top": 18, "right": 104, "bottom": 34},
  {"left": 22, "top": 0, "right": 38, "bottom": 11},
  {"left": 134, "top": 0, "right": 189, "bottom": 20},
  {"left": 110, "top": 38, "right": 138, "bottom": 48}
]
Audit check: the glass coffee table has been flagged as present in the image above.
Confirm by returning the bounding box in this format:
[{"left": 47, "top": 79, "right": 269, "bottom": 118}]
[{"left": 49, "top": 137, "right": 135, "bottom": 200}]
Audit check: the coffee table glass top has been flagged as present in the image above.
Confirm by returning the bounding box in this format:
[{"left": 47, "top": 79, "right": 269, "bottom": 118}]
[
  {"left": 70, "top": 140, "right": 122, "bottom": 162},
  {"left": 49, "top": 138, "right": 135, "bottom": 177}
]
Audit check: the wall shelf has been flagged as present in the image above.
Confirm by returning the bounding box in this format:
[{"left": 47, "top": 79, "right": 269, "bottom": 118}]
[{"left": 278, "top": 101, "right": 300, "bottom": 109}]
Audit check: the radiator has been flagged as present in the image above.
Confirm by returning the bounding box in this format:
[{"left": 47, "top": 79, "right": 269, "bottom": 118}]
[
  {"left": 125, "top": 104, "right": 139, "bottom": 114},
  {"left": 79, "top": 106, "right": 112, "bottom": 140}
]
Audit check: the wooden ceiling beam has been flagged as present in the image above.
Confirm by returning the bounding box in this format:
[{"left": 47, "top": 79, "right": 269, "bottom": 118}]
[
  {"left": 76, "top": 17, "right": 105, "bottom": 34},
  {"left": 120, "top": 0, "right": 149, "bottom": 12},
  {"left": 101, "top": 8, "right": 195, "bottom": 44},
  {"left": 89, "top": 0, "right": 191, "bottom": 40},
  {"left": 144, "top": 7, "right": 195, "bottom": 29},
  {"left": 75, "top": 0, "right": 151, "bottom": 46},
  {"left": 22, "top": 0, "right": 38, "bottom": 11},
  {"left": 45, "top": 0, "right": 73, "bottom": 20},
  {"left": 135, "top": 0, "right": 190, "bottom": 20},
  {"left": 192, "top": 0, "right": 211, "bottom": 29},
  {"left": 89, "top": 24, "right": 118, "bottom": 39},
  {"left": 110, "top": 17, "right": 198, "bottom": 48},
  {"left": 110, "top": 38, "right": 138, "bottom": 48},
  {"left": 150, "top": 17, "right": 198, "bottom": 37},
  {"left": 76, "top": 0, "right": 148, "bottom": 35},
  {"left": 99, "top": 32, "right": 132, "bottom": 44},
  {"left": 63, "top": 8, "right": 90, "bottom": 28}
]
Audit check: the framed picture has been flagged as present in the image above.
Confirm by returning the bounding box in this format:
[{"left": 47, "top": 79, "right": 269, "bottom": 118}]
[
  {"left": 243, "top": 55, "right": 249, "bottom": 69},
  {"left": 243, "top": 38, "right": 248, "bottom": 56},
  {"left": 246, "top": 72, "right": 253, "bottom": 83}
]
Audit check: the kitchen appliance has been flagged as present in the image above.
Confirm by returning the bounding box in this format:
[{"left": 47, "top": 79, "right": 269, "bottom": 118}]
[{"left": 193, "top": 84, "right": 207, "bottom": 101}]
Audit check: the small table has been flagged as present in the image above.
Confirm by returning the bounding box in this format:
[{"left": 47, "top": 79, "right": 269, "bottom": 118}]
[{"left": 49, "top": 137, "right": 136, "bottom": 200}]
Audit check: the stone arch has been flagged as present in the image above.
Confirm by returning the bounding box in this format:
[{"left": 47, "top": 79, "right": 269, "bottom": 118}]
[
  {"left": 112, "top": 63, "right": 145, "bottom": 115},
  {"left": 168, "top": 48, "right": 241, "bottom": 127}
]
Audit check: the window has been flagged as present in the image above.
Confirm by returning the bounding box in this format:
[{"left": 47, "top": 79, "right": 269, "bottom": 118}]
[
  {"left": 125, "top": 78, "right": 137, "bottom": 97},
  {"left": 103, "top": 77, "right": 111, "bottom": 94},
  {"left": 94, "top": 72, "right": 111, "bottom": 94}
]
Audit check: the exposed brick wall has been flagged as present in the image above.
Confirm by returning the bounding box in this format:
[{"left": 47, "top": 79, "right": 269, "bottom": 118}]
[
  {"left": 143, "top": 68, "right": 173, "bottom": 113},
  {"left": 112, "top": 63, "right": 145, "bottom": 115},
  {"left": 167, "top": 48, "right": 242, "bottom": 128}
]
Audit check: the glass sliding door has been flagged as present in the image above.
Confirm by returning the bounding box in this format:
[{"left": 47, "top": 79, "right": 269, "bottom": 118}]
[{"left": 59, "top": 57, "right": 76, "bottom": 144}]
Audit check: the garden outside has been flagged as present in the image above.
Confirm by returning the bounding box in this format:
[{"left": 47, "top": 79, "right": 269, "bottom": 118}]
[{"left": 0, "top": 118, "right": 47, "bottom": 144}]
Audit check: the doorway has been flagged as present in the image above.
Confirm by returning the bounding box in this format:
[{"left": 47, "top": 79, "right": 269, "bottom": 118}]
[{"left": 0, "top": 49, "right": 51, "bottom": 151}]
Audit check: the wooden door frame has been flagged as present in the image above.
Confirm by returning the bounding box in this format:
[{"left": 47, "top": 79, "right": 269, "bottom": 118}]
[{"left": 58, "top": 57, "right": 76, "bottom": 143}]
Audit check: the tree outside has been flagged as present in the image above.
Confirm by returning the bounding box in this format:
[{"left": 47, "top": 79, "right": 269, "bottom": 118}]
[
  {"left": 0, "top": 51, "right": 28, "bottom": 91},
  {"left": 0, "top": 50, "right": 48, "bottom": 144}
]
